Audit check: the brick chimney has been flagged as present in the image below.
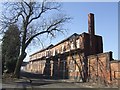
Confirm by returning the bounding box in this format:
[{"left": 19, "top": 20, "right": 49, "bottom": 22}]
[{"left": 88, "top": 13, "right": 95, "bottom": 35}]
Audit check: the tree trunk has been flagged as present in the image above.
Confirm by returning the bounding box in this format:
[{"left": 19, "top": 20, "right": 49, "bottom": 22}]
[{"left": 13, "top": 52, "right": 27, "bottom": 78}]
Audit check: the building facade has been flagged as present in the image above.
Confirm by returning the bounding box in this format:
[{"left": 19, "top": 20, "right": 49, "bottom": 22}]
[{"left": 25, "top": 13, "right": 120, "bottom": 85}]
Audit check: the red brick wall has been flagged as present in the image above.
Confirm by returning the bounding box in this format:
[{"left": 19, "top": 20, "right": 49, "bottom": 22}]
[
  {"left": 110, "top": 61, "right": 120, "bottom": 85},
  {"left": 83, "top": 33, "right": 103, "bottom": 56},
  {"left": 88, "top": 52, "right": 111, "bottom": 84},
  {"left": 88, "top": 52, "right": 120, "bottom": 86}
]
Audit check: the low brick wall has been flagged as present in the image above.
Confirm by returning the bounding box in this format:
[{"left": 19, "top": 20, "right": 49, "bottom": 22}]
[
  {"left": 25, "top": 51, "right": 120, "bottom": 86},
  {"left": 88, "top": 52, "right": 120, "bottom": 86},
  {"left": 110, "top": 61, "right": 120, "bottom": 86}
]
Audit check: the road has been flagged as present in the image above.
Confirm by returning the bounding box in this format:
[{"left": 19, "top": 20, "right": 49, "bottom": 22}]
[
  {"left": 2, "top": 71, "right": 118, "bottom": 89},
  {"left": 2, "top": 71, "right": 84, "bottom": 89}
]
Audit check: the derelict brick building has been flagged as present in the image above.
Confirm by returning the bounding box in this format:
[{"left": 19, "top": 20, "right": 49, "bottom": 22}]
[{"left": 25, "top": 13, "right": 120, "bottom": 85}]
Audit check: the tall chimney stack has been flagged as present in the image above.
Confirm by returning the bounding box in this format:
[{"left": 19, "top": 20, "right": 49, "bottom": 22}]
[{"left": 88, "top": 13, "right": 95, "bottom": 35}]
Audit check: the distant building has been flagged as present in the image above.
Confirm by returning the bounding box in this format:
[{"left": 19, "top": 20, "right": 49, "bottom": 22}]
[{"left": 25, "top": 13, "right": 120, "bottom": 86}]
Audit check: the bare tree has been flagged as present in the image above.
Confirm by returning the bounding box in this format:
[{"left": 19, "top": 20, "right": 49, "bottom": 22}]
[{"left": 0, "top": 0, "right": 70, "bottom": 78}]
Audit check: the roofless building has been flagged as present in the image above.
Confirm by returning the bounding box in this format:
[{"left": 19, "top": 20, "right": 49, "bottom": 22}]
[{"left": 25, "top": 13, "right": 120, "bottom": 86}]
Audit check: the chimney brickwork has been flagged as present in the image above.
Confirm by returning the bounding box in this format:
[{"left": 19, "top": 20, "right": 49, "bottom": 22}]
[
  {"left": 87, "top": 13, "right": 103, "bottom": 55},
  {"left": 88, "top": 13, "right": 95, "bottom": 35}
]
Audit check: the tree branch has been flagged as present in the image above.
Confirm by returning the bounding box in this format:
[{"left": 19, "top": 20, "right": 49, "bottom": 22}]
[
  {"left": 25, "top": 30, "right": 48, "bottom": 48},
  {"left": 28, "top": 1, "right": 60, "bottom": 25},
  {"left": 20, "top": 2, "right": 28, "bottom": 16},
  {"left": 28, "top": 1, "right": 45, "bottom": 24},
  {"left": 25, "top": 15, "right": 70, "bottom": 48}
]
